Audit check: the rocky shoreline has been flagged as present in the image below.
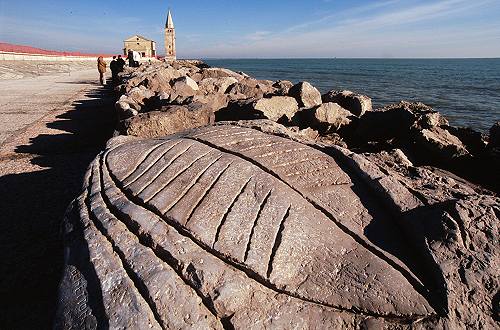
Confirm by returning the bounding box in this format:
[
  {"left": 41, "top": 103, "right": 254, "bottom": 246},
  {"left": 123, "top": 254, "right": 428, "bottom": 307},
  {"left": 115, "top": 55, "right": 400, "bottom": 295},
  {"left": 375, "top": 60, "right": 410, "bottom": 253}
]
[
  {"left": 55, "top": 60, "right": 499, "bottom": 329},
  {"left": 114, "top": 60, "right": 499, "bottom": 193}
]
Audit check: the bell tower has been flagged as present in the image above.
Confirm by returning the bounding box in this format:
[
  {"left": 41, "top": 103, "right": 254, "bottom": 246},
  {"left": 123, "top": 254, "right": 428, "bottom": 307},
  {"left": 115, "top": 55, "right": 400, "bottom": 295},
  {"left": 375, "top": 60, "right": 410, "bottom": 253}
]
[{"left": 164, "top": 9, "right": 176, "bottom": 62}]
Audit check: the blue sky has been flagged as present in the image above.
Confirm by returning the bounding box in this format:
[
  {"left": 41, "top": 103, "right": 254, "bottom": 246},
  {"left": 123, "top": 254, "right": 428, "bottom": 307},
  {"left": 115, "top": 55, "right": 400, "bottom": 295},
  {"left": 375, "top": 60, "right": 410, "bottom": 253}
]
[{"left": 1, "top": 0, "right": 499, "bottom": 58}]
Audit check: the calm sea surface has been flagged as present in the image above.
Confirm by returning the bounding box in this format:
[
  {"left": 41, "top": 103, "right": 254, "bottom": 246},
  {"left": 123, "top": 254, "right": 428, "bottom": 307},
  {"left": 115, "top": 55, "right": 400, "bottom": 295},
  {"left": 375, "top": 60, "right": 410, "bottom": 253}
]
[{"left": 204, "top": 59, "right": 500, "bottom": 132}]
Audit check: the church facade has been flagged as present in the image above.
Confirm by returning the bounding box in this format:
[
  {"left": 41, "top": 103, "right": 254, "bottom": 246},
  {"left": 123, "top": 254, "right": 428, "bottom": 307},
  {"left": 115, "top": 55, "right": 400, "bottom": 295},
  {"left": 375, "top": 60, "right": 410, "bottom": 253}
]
[
  {"left": 123, "top": 35, "right": 156, "bottom": 58},
  {"left": 164, "top": 9, "right": 176, "bottom": 61}
]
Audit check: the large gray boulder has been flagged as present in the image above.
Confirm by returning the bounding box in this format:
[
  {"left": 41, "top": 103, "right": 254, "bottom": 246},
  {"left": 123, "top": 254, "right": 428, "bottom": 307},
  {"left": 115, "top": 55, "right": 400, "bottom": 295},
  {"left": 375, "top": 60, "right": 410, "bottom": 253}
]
[
  {"left": 191, "top": 93, "right": 230, "bottom": 113},
  {"left": 198, "top": 77, "right": 239, "bottom": 95},
  {"left": 172, "top": 76, "right": 199, "bottom": 97},
  {"left": 57, "top": 124, "right": 498, "bottom": 329},
  {"left": 114, "top": 100, "right": 139, "bottom": 119},
  {"left": 127, "top": 86, "right": 156, "bottom": 105},
  {"left": 322, "top": 90, "right": 372, "bottom": 117},
  {"left": 252, "top": 96, "right": 299, "bottom": 122},
  {"left": 122, "top": 66, "right": 180, "bottom": 93},
  {"left": 226, "top": 78, "right": 275, "bottom": 100},
  {"left": 309, "top": 102, "right": 353, "bottom": 132},
  {"left": 288, "top": 81, "right": 322, "bottom": 108},
  {"left": 141, "top": 71, "right": 173, "bottom": 93},
  {"left": 216, "top": 96, "right": 298, "bottom": 123},
  {"left": 116, "top": 103, "right": 214, "bottom": 138},
  {"left": 353, "top": 101, "right": 449, "bottom": 144},
  {"left": 200, "top": 67, "right": 245, "bottom": 81}
]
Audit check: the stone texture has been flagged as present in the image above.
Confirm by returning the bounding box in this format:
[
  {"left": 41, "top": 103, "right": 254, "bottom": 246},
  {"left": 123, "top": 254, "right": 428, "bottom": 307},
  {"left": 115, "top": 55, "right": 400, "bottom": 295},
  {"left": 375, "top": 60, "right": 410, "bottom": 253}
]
[
  {"left": 214, "top": 119, "right": 320, "bottom": 146},
  {"left": 58, "top": 124, "right": 498, "bottom": 329},
  {"left": 360, "top": 147, "right": 499, "bottom": 330},
  {"left": 272, "top": 80, "right": 294, "bottom": 96},
  {"left": 252, "top": 96, "right": 299, "bottom": 122},
  {"left": 200, "top": 67, "right": 245, "bottom": 81},
  {"left": 322, "top": 90, "right": 372, "bottom": 117},
  {"left": 141, "top": 71, "right": 172, "bottom": 93},
  {"left": 414, "top": 126, "right": 470, "bottom": 160},
  {"left": 198, "top": 77, "right": 239, "bottom": 95},
  {"left": 309, "top": 102, "right": 353, "bottom": 132},
  {"left": 226, "top": 78, "right": 275, "bottom": 100},
  {"left": 127, "top": 86, "right": 156, "bottom": 105},
  {"left": 288, "top": 81, "right": 322, "bottom": 108},
  {"left": 121, "top": 65, "right": 180, "bottom": 93},
  {"left": 418, "top": 111, "right": 449, "bottom": 128},
  {"left": 191, "top": 93, "right": 230, "bottom": 113},
  {"left": 172, "top": 76, "right": 199, "bottom": 97},
  {"left": 114, "top": 87, "right": 156, "bottom": 117},
  {"left": 116, "top": 103, "right": 214, "bottom": 138}
]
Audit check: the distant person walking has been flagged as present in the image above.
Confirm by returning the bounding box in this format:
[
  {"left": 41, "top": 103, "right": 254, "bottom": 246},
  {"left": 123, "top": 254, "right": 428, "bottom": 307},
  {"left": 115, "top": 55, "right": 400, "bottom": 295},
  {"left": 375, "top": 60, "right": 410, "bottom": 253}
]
[
  {"left": 97, "top": 56, "right": 107, "bottom": 85},
  {"left": 110, "top": 56, "right": 118, "bottom": 84}
]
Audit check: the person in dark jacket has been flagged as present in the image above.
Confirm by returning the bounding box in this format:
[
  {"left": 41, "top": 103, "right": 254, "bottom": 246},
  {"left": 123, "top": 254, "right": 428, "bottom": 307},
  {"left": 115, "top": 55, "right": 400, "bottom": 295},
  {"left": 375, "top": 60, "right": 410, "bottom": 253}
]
[
  {"left": 110, "top": 56, "right": 118, "bottom": 84},
  {"left": 117, "top": 55, "right": 126, "bottom": 73},
  {"left": 127, "top": 50, "right": 134, "bottom": 67}
]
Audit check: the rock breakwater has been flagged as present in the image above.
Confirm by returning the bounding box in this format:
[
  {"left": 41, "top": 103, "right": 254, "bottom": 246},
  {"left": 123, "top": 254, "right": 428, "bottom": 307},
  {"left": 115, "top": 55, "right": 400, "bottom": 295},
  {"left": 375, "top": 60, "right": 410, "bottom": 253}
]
[
  {"left": 56, "top": 60, "right": 499, "bottom": 329},
  {"left": 113, "top": 61, "right": 499, "bottom": 193}
]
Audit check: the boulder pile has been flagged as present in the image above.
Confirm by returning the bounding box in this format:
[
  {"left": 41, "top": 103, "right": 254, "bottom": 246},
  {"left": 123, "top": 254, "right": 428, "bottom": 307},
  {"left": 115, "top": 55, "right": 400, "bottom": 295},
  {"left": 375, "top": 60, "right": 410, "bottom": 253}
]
[
  {"left": 113, "top": 61, "right": 499, "bottom": 193},
  {"left": 55, "top": 61, "right": 498, "bottom": 329}
]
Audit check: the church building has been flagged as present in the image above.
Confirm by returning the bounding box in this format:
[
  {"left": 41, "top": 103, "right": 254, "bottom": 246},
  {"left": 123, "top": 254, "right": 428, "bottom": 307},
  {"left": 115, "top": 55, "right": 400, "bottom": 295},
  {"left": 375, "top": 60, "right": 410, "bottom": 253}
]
[
  {"left": 164, "top": 9, "right": 176, "bottom": 61},
  {"left": 123, "top": 35, "right": 156, "bottom": 58},
  {"left": 123, "top": 34, "right": 156, "bottom": 57}
]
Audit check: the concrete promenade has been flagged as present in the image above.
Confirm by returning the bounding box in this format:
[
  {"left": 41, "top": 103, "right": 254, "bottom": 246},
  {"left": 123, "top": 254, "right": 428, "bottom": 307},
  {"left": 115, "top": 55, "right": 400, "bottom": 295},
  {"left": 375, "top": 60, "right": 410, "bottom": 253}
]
[{"left": 0, "top": 69, "right": 116, "bottom": 329}]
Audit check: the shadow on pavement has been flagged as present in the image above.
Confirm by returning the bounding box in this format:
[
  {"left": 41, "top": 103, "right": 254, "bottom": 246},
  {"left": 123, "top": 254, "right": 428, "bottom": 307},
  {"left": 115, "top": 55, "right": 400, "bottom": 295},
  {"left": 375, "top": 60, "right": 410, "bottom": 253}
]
[{"left": 0, "top": 85, "right": 116, "bottom": 329}]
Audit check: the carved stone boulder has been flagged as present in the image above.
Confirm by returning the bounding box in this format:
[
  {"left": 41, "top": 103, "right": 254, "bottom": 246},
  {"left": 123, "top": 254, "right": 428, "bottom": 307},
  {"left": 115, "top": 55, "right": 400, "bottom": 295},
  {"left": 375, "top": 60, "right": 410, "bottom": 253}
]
[{"left": 56, "top": 124, "right": 498, "bottom": 329}]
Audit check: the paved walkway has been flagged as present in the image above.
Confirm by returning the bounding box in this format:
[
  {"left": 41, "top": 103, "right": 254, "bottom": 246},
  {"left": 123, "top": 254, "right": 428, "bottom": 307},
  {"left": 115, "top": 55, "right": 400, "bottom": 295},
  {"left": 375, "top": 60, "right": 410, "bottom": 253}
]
[
  {"left": 0, "top": 69, "right": 96, "bottom": 145},
  {"left": 0, "top": 70, "right": 116, "bottom": 329}
]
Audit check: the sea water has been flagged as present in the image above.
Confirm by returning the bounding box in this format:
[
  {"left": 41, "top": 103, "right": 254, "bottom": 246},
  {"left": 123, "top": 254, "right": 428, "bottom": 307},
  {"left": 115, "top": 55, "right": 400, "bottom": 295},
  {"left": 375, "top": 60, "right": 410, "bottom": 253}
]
[{"left": 204, "top": 58, "right": 500, "bottom": 132}]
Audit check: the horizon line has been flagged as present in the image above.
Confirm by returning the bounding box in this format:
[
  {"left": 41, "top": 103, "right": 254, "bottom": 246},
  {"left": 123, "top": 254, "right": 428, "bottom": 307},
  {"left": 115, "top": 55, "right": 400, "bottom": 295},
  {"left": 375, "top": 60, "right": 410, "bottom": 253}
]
[{"left": 198, "top": 57, "right": 500, "bottom": 60}]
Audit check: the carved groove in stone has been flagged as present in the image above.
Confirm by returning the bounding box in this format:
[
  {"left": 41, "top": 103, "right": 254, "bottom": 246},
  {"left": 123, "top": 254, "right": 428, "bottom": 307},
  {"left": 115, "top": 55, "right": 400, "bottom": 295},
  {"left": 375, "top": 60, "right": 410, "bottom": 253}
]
[
  {"left": 212, "top": 176, "right": 254, "bottom": 248},
  {"left": 244, "top": 189, "right": 273, "bottom": 262},
  {"left": 123, "top": 140, "right": 182, "bottom": 187},
  {"left": 132, "top": 142, "right": 194, "bottom": 196},
  {"left": 183, "top": 161, "right": 234, "bottom": 226},
  {"left": 266, "top": 205, "right": 290, "bottom": 279},
  {"left": 144, "top": 150, "right": 214, "bottom": 203},
  {"left": 161, "top": 155, "right": 224, "bottom": 214}
]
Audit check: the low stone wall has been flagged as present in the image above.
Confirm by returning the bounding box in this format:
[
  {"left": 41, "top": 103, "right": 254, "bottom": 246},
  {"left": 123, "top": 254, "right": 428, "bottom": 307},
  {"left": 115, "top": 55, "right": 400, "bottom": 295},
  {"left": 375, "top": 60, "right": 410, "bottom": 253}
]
[{"left": 0, "top": 51, "right": 112, "bottom": 62}]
